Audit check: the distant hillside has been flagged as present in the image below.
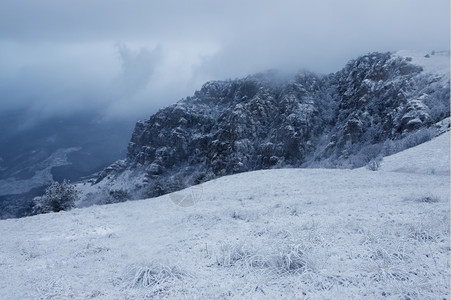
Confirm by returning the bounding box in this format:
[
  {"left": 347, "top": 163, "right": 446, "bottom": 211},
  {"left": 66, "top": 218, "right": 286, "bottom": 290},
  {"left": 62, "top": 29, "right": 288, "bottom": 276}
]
[{"left": 0, "top": 113, "right": 134, "bottom": 219}]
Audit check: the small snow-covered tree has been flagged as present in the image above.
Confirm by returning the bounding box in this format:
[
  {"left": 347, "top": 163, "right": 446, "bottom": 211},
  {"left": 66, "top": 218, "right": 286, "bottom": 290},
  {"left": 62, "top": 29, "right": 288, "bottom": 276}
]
[{"left": 31, "top": 180, "right": 78, "bottom": 214}]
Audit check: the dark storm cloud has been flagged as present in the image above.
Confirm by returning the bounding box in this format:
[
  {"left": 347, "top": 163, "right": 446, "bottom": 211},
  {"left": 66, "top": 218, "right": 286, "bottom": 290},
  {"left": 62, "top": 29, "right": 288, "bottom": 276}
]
[{"left": 0, "top": 0, "right": 449, "bottom": 118}]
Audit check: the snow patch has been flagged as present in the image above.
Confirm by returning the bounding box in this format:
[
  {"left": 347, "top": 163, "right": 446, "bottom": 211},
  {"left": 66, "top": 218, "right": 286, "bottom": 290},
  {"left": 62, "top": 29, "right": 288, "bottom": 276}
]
[
  {"left": 380, "top": 131, "right": 450, "bottom": 175},
  {"left": 395, "top": 50, "right": 450, "bottom": 80}
]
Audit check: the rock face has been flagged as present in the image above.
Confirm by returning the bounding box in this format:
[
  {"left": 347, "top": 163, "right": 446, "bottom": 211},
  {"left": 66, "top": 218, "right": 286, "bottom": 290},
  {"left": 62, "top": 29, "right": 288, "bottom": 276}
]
[{"left": 90, "top": 51, "right": 450, "bottom": 201}]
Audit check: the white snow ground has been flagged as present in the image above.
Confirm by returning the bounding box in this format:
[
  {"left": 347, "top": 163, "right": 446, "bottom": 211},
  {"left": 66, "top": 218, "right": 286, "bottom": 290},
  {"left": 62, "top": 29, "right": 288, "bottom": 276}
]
[
  {"left": 380, "top": 131, "right": 450, "bottom": 175},
  {"left": 0, "top": 132, "right": 449, "bottom": 299},
  {"left": 395, "top": 50, "right": 450, "bottom": 82}
]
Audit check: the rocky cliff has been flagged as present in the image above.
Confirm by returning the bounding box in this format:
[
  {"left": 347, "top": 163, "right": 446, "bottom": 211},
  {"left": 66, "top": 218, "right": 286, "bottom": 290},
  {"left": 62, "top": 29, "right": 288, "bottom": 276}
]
[{"left": 87, "top": 51, "right": 450, "bottom": 203}]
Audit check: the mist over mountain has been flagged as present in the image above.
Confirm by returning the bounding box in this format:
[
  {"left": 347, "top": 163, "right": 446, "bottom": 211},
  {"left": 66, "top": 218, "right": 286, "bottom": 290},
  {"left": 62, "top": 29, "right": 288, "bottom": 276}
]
[
  {"left": 0, "top": 1, "right": 449, "bottom": 298},
  {"left": 77, "top": 51, "right": 449, "bottom": 207},
  {"left": 0, "top": 50, "right": 448, "bottom": 218}
]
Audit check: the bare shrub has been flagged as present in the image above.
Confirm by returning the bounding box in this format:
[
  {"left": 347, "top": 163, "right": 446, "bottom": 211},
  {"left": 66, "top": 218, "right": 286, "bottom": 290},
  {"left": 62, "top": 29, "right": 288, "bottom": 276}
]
[
  {"left": 383, "top": 127, "right": 437, "bottom": 157},
  {"left": 408, "top": 223, "right": 442, "bottom": 242},
  {"left": 106, "top": 189, "right": 131, "bottom": 204},
  {"left": 230, "top": 209, "right": 259, "bottom": 222},
  {"left": 128, "top": 262, "right": 187, "bottom": 289},
  {"left": 215, "top": 242, "right": 256, "bottom": 267},
  {"left": 215, "top": 242, "right": 312, "bottom": 275},
  {"left": 366, "top": 158, "right": 382, "bottom": 171},
  {"left": 413, "top": 195, "right": 440, "bottom": 203},
  {"left": 267, "top": 244, "right": 309, "bottom": 274}
]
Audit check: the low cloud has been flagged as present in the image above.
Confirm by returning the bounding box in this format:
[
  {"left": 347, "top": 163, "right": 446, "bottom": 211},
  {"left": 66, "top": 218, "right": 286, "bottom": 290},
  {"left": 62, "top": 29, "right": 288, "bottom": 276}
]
[
  {"left": 0, "top": 0, "right": 448, "bottom": 121},
  {"left": 113, "top": 44, "right": 161, "bottom": 97}
]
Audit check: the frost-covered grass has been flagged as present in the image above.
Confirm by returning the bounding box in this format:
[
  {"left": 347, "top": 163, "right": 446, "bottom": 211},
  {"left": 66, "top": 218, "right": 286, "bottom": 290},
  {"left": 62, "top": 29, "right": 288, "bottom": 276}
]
[
  {"left": 126, "top": 261, "right": 190, "bottom": 299},
  {"left": 0, "top": 134, "right": 449, "bottom": 299},
  {"left": 380, "top": 131, "right": 450, "bottom": 175}
]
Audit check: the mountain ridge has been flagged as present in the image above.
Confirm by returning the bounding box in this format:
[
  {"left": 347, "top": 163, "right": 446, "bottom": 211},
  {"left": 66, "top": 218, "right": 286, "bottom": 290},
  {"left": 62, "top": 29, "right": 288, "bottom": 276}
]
[{"left": 79, "top": 50, "right": 450, "bottom": 205}]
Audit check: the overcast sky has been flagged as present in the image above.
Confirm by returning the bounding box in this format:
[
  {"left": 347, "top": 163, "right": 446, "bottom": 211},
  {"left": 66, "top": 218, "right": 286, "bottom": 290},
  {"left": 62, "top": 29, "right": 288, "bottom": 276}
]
[{"left": 0, "top": 0, "right": 449, "bottom": 120}]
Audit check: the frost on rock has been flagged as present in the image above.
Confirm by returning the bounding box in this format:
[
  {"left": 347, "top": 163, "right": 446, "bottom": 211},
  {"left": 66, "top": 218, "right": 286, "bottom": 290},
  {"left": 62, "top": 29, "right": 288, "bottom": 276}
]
[
  {"left": 400, "top": 99, "right": 431, "bottom": 131},
  {"left": 83, "top": 52, "right": 449, "bottom": 204}
]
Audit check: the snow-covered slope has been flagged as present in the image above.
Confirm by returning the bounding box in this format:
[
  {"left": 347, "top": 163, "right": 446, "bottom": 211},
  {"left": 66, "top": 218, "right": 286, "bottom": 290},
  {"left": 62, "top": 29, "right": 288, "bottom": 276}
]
[
  {"left": 395, "top": 50, "right": 450, "bottom": 81},
  {"left": 380, "top": 131, "right": 450, "bottom": 175},
  {"left": 0, "top": 134, "right": 449, "bottom": 299}
]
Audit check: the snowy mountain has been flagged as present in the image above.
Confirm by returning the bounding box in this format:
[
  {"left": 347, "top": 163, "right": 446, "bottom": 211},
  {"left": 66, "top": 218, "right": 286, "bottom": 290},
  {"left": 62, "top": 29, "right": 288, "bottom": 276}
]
[
  {"left": 0, "top": 130, "right": 448, "bottom": 299},
  {"left": 82, "top": 51, "right": 450, "bottom": 205}
]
